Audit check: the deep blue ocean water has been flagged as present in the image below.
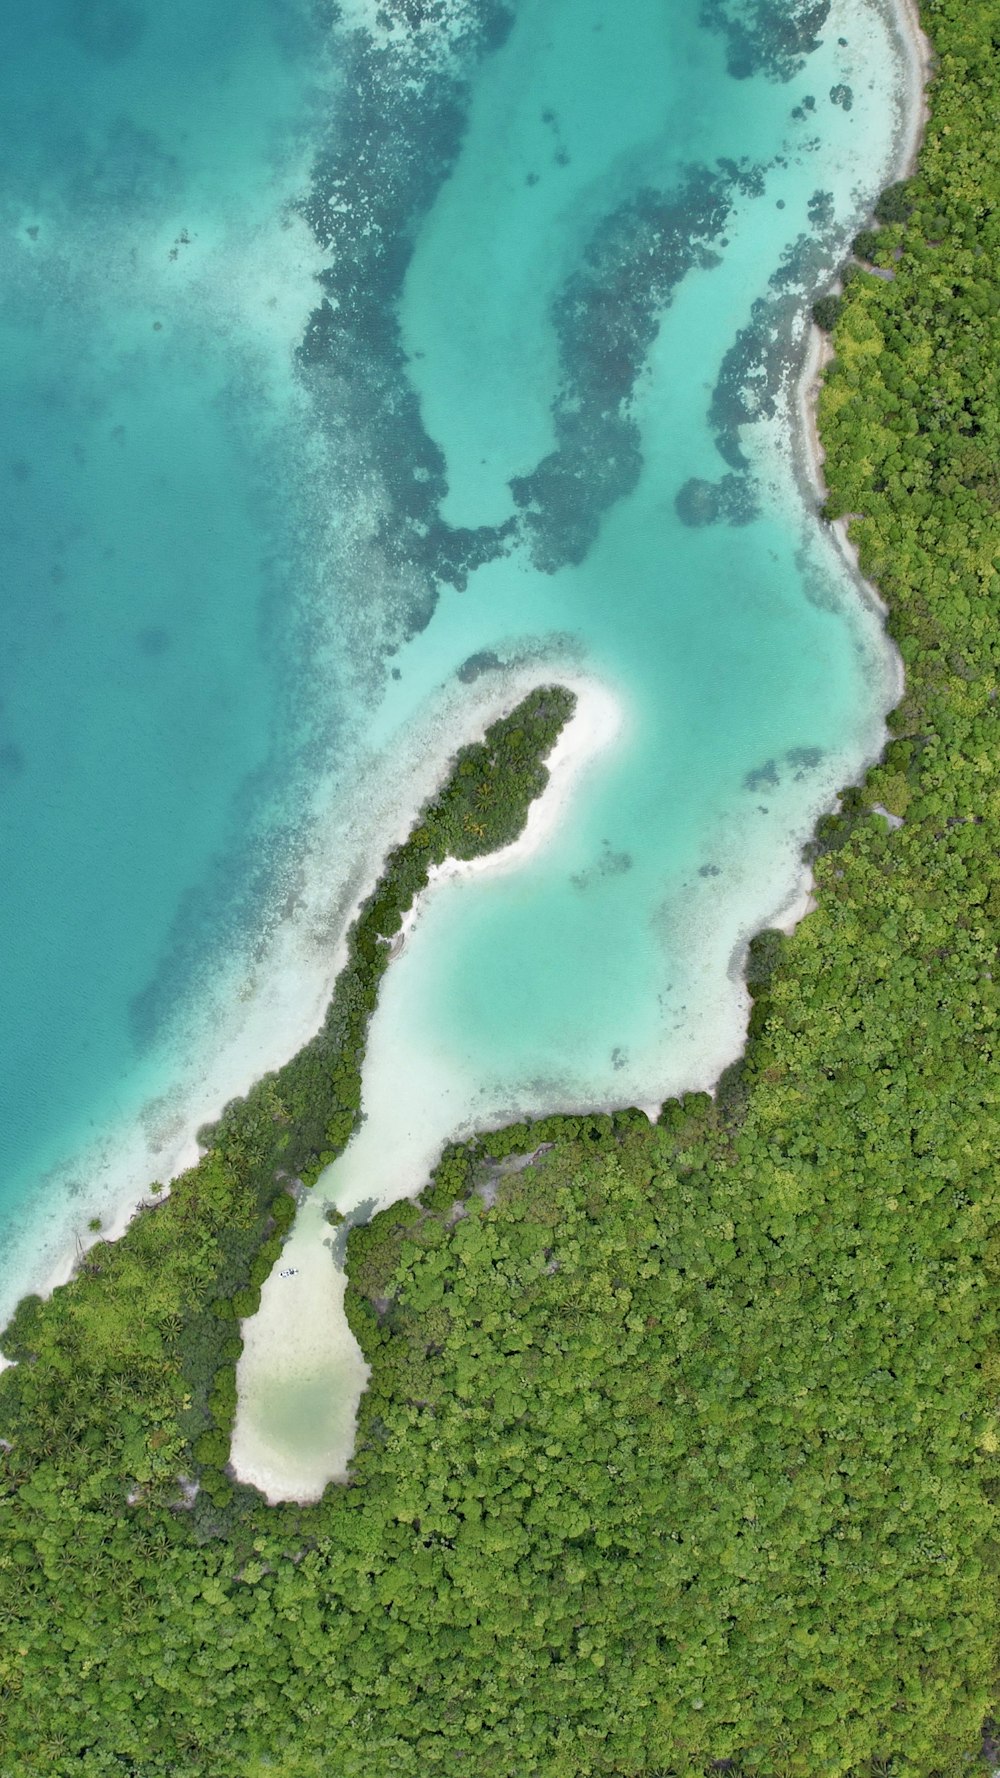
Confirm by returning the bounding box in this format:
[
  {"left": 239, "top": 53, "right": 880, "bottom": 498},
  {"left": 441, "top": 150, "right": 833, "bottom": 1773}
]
[{"left": 0, "top": 0, "right": 915, "bottom": 1336}]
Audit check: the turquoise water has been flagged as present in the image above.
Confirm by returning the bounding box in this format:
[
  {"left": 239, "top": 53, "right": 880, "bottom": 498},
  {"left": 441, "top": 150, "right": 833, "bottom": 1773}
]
[
  {"left": 229, "top": 0, "right": 918, "bottom": 1497},
  {"left": 335, "top": 0, "right": 916, "bottom": 1167},
  {"left": 0, "top": 0, "right": 340, "bottom": 1306},
  {"left": 0, "top": 0, "right": 916, "bottom": 1332}
]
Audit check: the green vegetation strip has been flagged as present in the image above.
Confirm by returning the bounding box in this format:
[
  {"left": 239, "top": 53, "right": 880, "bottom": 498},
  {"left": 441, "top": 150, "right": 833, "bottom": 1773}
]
[
  {"left": 2, "top": 2, "right": 1000, "bottom": 1769},
  {"left": 0, "top": 685, "right": 573, "bottom": 1515}
]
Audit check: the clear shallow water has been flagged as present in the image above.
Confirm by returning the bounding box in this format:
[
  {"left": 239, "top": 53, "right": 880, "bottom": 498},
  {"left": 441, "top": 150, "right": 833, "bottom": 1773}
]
[
  {"left": 0, "top": 0, "right": 917, "bottom": 1461},
  {"left": 230, "top": 0, "right": 920, "bottom": 1499},
  {"left": 0, "top": 0, "right": 919, "bottom": 1474},
  {"left": 332, "top": 0, "right": 916, "bottom": 1152}
]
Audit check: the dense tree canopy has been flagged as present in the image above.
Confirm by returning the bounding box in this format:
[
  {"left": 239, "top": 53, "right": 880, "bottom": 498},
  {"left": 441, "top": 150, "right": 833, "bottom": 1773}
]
[{"left": 1, "top": 2, "right": 999, "bottom": 1772}]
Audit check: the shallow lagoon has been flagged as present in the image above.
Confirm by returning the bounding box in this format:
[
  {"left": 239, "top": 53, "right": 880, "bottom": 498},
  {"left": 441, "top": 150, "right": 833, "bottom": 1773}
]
[{"left": 230, "top": 0, "right": 920, "bottom": 1499}]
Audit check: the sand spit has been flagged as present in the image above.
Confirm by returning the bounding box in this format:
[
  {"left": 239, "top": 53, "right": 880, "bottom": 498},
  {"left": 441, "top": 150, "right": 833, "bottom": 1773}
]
[{"left": 0, "top": 654, "right": 600, "bottom": 1346}]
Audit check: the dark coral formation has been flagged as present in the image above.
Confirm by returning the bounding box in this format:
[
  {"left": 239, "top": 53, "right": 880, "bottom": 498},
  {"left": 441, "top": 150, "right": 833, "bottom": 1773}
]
[
  {"left": 511, "top": 170, "right": 733, "bottom": 571},
  {"left": 675, "top": 472, "right": 758, "bottom": 528},
  {"left": 298, "top": 15, "right": 771, "bottom": 587},
  {"left": 297, "top": 4, "right": 517, "bottom": 628},
  {"left": 700, "top": 0, "right": 831, "bottom": 82}
]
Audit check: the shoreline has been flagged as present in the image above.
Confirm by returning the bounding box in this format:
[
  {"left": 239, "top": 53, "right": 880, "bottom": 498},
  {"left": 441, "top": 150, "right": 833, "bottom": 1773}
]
[
  {"left": 1, "top": 0, "right": 932, "bottom": 1357},
  {"left": 769, "top": 0, "right": 932, "bottom": 957},
  {"left": 798, "top": 0, "right": 932, "bottom": 542},
  {"left": 894, "top": 0, "right": 934, "bottom": 162},
  {"left": 393, "top": 677, "right": 625, "bottom": 954},
  {"left": 0, "top": 659, "right": 612, "bottom": 1351},
  {"left": 8, "top": 0, "right": 998, "bottom": 1752}
]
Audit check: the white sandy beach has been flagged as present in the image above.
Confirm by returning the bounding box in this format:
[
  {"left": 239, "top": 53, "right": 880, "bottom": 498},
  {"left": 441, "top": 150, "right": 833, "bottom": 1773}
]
[
  {"left": 0, "top": 652, "right": 603, "bottom": 1344},
  {"left": 396, "top": 677, "right": 624, "bottom": 948}
]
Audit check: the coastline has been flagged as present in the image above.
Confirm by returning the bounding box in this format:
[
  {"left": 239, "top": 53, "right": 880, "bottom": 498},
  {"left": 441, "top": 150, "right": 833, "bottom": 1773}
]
[
  {"left": 8, "top": 0, "right": 1000, "bottom": 1757},
  {"left": 798, "top": 0, "right": 932, "bottom": 533},
  {"left": 393, "top": 678, "right": 624, "bottom": 954},
  {"left": 1, "top": 0, "right": 932, "bottom": 1355},
  {"left": 894, "top": 0, "right": 934, "bottom": 157},
  {"left": 766, "top": 0, "right": 932, "bottom": 956},
  {"left": 0, "top": 661, "right": 613, "bottom": 1350}
]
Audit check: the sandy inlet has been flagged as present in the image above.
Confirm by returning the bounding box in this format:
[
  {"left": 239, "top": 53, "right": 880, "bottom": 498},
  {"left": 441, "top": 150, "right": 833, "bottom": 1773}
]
[{"left": 229, "top": 1192, "right": 369, "bottom": 1503}]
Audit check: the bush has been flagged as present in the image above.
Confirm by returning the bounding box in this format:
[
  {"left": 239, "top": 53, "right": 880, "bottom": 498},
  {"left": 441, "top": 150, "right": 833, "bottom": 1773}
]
[
  {"left": 194, "top": 1430, "right": 230, "bottom": 1468},
  {"left": 874, "top": 178, "right": 915, "bottom": 224},
  {"left": 811, "top": 293, "right": 843, "bottom": 331},
  {"left": 745, "top": 927, "right": 785, "bottom": 991},
  {"left": 852, "top": 227, "right": 881, "bottom": 261}
]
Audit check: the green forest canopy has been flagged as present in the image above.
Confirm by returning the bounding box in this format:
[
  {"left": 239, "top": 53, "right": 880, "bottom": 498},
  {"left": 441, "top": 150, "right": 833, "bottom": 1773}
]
[{"left": 1, "top": 1, "right": 999, "bottom": 1771}]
